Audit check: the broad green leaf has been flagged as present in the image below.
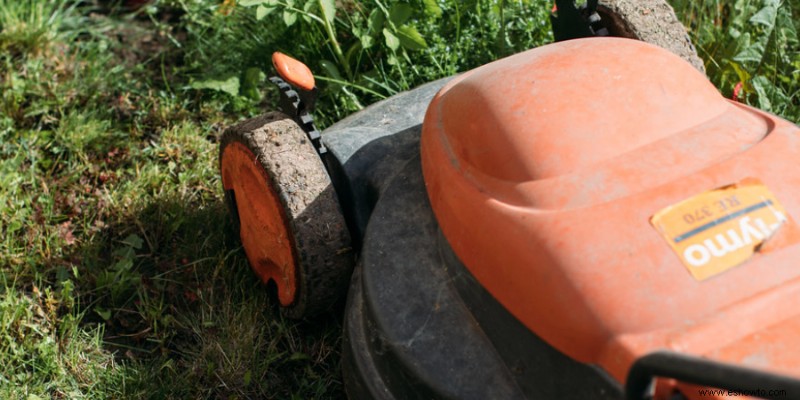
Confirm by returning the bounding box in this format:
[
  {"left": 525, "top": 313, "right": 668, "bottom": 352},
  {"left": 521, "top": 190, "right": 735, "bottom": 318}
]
[
  {"left": 388, "top": 3, "right": 413, "bottom": 26},
  {"left": 462, "top": 0, "right": 479, "bottom": 10},
  {"left": 302, "top": 1, "right": 314, "bottom": 23},
  {"left": 396, "top": 25, "right": 428, "bottom": 50},
  {"left": 319, "top": 0, "right": 336, "bottom": 24},
  {"left": 95, "top": 307, "right": 112, "bottom": 321},
  {"left": 775, "top": 6, "right": 798, "bottom": 46},
  {"left": 751, "top": 75, "right": 789, "bottom": 113},
  {"left": 283, "top": 10, "right": 297, "bottom": 27},
  {"left": 383, "top": 28, "right": 400, "bottom": 51},
  {"left": 191, "top": 76, "right": 241, "bottom": 97},
  {"left": 360, "top": 35, "right": 375, "bottom": 49},
  {"left": 255, "top": 5, "right": 275, "bottom": 20},
  {"left": 320, "top": 60, "right": 343, "bottom": 80},
  {"left": 6, "top": 219, "right": 22, "bottom": 233},
  {"left": 733, "top": 41, "right": 766, "bottom": 64},
  {"left": 238, "top": 0, "right": 268, "bottom": 7},
  {"left": 368, "top": 9, "right": 385, "bottom": 34},
  {"left": 729, "top": 61, "right": 752, "bottom": 84},
  {"left": 751, "top": 75, "right": 774, "bottom": 111},
  {"left": 244, "top": 370, "right": 252, "bottom": 386},
  {"left": 122, "top": 233, "right": 144, "bottom": 249},
  {"left": 491, "top": 3, "right": 502, "bottom": 18},
  {"left": 113, "top": 245, "right": 134, "bottom": 259},
  {"left": 345, "top": 41, "right": 361, "bottom": 67},
  {"left": 727, "top": 26, "right": 742, "bottom": 40},
  {"left": 749, "top": 5, "right": 777, "bottom": 27},
  {"left": 423, "top": 0, "right": 442, "bottom": 18},
  {"left": 242, "top": 67, "right": 266, "bottom": 100},
  {"left": 113, "top": 258, "right": 133, "bottom": 272}
]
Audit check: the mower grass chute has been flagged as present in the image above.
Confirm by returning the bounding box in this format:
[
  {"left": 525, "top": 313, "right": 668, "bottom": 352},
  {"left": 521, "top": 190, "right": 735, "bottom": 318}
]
[{"left": 219, "top": 1, "right": 800, "bottom": 399}]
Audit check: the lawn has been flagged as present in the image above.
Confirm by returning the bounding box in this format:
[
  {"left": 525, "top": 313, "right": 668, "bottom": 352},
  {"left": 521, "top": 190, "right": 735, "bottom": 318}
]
[{"left": 0, "top": 0, "right": 797, "bottom": 398}]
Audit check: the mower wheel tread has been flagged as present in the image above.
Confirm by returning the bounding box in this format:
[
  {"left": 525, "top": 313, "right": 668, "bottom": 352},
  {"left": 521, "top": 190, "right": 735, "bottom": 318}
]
[
  {"left": 220, "top": 112, "right": 353, "bottom": 319},
  {"left": 598, "top": 0, "right": 705, "bottom": 73}
]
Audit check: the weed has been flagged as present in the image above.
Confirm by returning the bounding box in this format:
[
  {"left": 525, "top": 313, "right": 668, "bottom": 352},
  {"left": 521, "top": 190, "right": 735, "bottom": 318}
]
[
  {"left": 183, "top": 0, "right": 554, "bottom": 126},
  {"left": 673, "top": 0, "right": 799, "bottom": 121}
]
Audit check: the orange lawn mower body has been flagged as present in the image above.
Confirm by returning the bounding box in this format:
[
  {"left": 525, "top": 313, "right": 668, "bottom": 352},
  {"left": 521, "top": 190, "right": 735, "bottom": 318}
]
[
  {"left": 219, "top": 1, "right": 800, "bottom": 399},
  {"left": 422, "top": 37, "right": 800, "bottom": 400}
]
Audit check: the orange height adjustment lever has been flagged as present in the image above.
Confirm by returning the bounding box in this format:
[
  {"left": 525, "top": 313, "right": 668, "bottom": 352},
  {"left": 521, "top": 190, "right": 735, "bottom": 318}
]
[
  {"left": 270, "top": 52, "right": 319, "bottom": 117},
  {"left": 269, "top": 52, "right": 326, "bottom": 155},
  {"left": 272, "top": 52, "right": 316, "bottom": 91}
]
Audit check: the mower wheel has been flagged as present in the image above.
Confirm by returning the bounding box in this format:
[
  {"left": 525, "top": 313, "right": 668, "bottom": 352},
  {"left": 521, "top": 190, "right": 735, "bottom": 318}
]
[
  {"left": 219, "top": 112, "right": 353, "bottom": 319},
  {"left": 597, "top": 0, "right": 705, "bottom": 73}
]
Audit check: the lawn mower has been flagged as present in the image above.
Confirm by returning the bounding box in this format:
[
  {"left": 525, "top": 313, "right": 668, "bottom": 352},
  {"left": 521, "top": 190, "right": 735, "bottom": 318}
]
[{"left": 218, "top": 0, "right": 800, "bottom": 399}]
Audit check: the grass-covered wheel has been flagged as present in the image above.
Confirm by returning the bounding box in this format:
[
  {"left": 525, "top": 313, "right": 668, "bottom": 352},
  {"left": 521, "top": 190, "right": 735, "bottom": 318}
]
[{"left": 219, "top": 111, "right": 353, "bottom": 319}]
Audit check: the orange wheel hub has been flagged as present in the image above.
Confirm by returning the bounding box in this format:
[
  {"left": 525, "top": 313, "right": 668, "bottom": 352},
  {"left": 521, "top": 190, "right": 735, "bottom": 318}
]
[{"left": 221, "top": 141, "right": 297, "bottom": 306}]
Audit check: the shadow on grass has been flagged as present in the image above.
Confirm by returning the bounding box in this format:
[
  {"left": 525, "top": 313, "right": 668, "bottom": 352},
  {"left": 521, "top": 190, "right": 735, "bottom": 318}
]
[{"left": 73, "top": 193, "right": 345, "bottom": 399}]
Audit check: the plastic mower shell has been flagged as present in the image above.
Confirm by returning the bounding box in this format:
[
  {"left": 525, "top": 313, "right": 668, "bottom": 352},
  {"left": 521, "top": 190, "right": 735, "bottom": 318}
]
[
  {"left": 218, "top": 4, "right": 800, "bottom": 400},
  {"left": 420, "top": 37, "right": 800, "bottom": 399}
]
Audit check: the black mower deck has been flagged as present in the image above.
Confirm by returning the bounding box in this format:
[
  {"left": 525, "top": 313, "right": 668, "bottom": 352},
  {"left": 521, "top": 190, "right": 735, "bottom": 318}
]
[{"left": 320, "top": 81, "right": 623, "bottom": 399}]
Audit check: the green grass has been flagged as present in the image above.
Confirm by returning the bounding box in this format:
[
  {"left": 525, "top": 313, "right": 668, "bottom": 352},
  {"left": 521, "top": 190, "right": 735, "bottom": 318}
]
[
  {"left": 673, "top": 0, "right": 800, "bottom": 121},
  {"left": 0, "top": 0, "right": 798, "bottom": 398}
]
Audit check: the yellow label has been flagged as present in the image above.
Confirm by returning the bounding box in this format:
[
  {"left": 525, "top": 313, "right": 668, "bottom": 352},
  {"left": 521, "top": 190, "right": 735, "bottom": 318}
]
[{"left": 651, "top": 179, "right": 798, "bottom": 281}]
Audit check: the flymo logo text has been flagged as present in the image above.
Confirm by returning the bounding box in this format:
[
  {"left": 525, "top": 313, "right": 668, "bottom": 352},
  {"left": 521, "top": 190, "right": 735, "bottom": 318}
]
[{"left": 651, "top": 180, "right": 798, "bottom": 281}]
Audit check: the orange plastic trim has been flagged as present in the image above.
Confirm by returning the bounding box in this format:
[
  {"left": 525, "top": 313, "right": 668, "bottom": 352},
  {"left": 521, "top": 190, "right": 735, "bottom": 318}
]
[
  {"left": 221, "top": 141, "right": 297, "bottom": 306},
  {"left": 272, "top": 52, "right": 315, "bottom": 91}
]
